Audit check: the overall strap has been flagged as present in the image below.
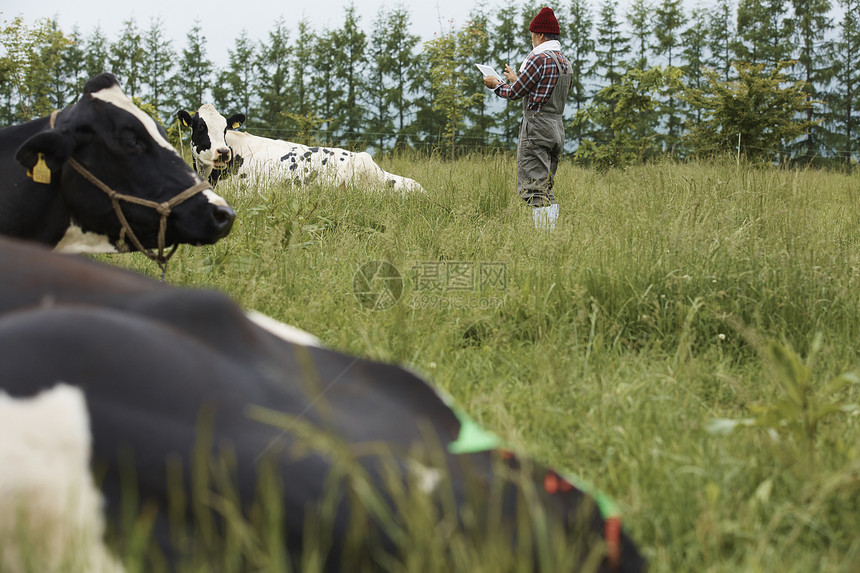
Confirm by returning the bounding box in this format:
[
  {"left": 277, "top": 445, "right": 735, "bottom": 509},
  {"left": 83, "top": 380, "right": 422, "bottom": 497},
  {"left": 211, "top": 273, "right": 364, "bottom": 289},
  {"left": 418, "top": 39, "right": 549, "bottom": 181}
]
[
  {"left": 542, "top": 51, "right": 573, "bottom": 117},
  {"left": 522, "top": 51, "right": 572, "bottom": 117}
]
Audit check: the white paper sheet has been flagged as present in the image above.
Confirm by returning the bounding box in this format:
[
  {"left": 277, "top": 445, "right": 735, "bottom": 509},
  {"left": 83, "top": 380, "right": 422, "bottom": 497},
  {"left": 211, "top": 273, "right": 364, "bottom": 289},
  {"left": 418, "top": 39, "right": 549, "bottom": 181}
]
[{"left": 475, "top": 64, "right": 505, "bottom": 83}]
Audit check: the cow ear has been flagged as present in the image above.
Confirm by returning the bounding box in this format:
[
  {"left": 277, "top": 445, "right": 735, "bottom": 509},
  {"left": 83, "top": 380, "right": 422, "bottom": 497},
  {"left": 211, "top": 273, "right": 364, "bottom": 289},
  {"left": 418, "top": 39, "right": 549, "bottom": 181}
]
[
  {"left": 177, "top": 110, "right": 193, "bottom": 128},
  {"left": 16, "top": 130, "right": 74, "bottom": 174},
  {"left": 226, "top": 113, "right": 246, "bottom": 129}
]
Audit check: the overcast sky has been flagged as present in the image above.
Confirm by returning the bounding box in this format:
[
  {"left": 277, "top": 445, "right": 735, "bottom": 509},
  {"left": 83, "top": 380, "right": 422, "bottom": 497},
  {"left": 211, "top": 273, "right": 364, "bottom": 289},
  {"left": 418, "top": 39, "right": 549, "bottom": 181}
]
[{"left": 2, "top": 0, "right": 477, "bottom": 66}]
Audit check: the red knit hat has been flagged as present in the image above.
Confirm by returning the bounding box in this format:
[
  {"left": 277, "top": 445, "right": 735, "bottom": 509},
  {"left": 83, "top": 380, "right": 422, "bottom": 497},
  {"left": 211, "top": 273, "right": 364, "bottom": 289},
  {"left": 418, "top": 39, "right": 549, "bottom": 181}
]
[{"left": 529, "top": 7, "right": 560, "bottom": 35}]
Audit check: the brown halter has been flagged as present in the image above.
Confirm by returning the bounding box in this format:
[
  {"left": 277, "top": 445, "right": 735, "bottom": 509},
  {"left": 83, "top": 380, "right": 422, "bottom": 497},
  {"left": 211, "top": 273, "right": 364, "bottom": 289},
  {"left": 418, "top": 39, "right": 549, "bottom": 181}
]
[{"left": 48, "top": 110, "right": 211, "bottom": 279}]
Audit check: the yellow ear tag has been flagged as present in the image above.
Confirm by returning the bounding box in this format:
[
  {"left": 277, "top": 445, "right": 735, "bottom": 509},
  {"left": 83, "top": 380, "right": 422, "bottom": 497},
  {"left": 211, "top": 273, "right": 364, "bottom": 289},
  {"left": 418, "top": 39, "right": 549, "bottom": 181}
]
[
  {"left": 31, "top": 153, "right": 52, "bottom": 184},
  {"left": 231, "top": 122, "right": 241, "bottom": 129}
]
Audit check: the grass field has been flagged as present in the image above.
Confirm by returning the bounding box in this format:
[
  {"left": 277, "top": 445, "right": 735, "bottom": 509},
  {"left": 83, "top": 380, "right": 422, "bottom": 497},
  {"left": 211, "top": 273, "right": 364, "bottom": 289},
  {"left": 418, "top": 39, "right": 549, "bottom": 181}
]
[{"left": 105, "top": 154, "right": 860, "bottom": 572}]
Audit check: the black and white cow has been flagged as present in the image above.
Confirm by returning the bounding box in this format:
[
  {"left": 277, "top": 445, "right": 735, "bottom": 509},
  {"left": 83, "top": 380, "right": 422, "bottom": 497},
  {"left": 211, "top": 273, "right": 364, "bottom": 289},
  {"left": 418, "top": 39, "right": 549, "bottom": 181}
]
[
  {"left": 0, "top": 235, "right": 645, "bottom": 572},
  {"left": 177, "top": 104, "right": 425, "bottom": 192},
  {"left": 0, "top": 74, "right": 235, "bottom": 254}
]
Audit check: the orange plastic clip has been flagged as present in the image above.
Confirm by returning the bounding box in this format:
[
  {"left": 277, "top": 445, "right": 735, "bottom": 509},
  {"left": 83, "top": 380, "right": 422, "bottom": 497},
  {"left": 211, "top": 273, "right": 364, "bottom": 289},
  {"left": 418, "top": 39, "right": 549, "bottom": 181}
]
[
  {"left": 543, "top": 471, "right": 559, "bottom": 494},
  {"left": 605, "top": 516, "right": 622, "bottom": 569}
]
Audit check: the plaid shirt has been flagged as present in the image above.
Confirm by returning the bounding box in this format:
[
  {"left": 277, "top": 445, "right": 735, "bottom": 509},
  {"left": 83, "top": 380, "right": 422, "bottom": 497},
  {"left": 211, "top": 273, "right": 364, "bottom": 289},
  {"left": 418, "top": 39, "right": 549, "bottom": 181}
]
[{"left": 494, "top": 51, "right": 571, "bottom": 112}]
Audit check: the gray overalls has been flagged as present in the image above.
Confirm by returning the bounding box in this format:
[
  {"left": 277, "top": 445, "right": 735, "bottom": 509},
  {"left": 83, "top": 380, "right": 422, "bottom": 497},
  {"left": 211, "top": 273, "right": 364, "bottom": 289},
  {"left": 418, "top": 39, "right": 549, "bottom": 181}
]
[{"left": 516, "top": 51, "right": 572, "bottom": 207}]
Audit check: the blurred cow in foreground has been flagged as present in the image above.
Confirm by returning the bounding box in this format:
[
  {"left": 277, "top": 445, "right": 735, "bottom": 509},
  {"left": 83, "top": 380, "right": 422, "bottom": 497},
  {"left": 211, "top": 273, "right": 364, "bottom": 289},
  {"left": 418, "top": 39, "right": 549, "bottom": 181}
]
[{"left": 0, "top": 236, "right": 644, "bottom": 572}]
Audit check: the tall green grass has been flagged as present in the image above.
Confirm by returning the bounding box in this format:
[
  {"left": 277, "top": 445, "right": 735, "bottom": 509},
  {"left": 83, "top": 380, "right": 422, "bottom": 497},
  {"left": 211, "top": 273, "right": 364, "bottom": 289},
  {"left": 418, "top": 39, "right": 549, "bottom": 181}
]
[{"left": 102, "top": 155, "right": 860, "bottom": 572}]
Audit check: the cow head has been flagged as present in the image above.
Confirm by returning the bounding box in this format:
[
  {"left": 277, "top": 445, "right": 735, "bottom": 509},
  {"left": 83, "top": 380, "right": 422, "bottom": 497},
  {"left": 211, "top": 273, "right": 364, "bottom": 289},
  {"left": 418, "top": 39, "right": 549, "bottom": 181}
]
[
  {"left": 14, "top": 74, "right": 235, "bottom": 253},
  {"left": 177, "top": 104, "right": 245, "bottom": 182}
]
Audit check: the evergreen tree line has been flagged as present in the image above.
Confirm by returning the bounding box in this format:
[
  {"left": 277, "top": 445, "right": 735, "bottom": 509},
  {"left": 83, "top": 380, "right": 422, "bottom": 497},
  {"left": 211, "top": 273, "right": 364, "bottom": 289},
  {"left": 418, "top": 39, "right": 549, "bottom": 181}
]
[{"left": 1, "top": 0, "right": 858, "bottom": 166}]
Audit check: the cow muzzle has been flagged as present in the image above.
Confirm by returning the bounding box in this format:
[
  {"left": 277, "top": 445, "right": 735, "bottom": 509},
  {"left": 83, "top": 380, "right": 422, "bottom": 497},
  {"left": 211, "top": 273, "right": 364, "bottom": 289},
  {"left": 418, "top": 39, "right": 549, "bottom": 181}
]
[
  {"left": 209, "top": 201, "right": 236, "bottom": 239},
  {"left": 212, "top": 147, "right": 232, "bottom": 168}
]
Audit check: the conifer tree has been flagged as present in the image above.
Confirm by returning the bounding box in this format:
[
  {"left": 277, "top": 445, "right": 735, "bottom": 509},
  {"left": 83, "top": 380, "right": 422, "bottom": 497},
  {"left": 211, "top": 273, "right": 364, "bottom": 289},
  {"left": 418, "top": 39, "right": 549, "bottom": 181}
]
[
  {"left": 623, "top": 0, "right": 660, "bottom": 149},
  {"left": 591, "top": 0, "right": 631, "bottom": 87},
  {"left": 680, "top": 7, "right": 710, "bottom": 127},
  {"left": 735, "top": 0, "right": 794, "bottom": 68},
  {"left": 83, "top": 26, "right": 109, "bottom": 80},
  {"left": 654, "top": 0, "right": 687, "bottom": 148},
  {"left": 332, "top": 4, "right": 367, "bottom": 147},
  {"left": 366, "top": 8, "right": 396, "bottom": 151},
  {"left": 141, "top": 17, "right": 176, "bottom": 121},
  {"left": 425, "top": 19, "right": 485, "bottom": 157},
  {"left": 707, "top": 0, "right": 736, "bottom": 81},
  {"left": 565, "top": 0, "right": 595, "bottom": 146},
  {"left": 42, "top": 19, "right": 73, "bottom": 111},
  {"left": 288, "top": 20, "right": 315, "bottom": 118},
  {"left": 310, "top": 28, "right": 340, "bottom": 144},
  {"left": 404, "top": 48, "right": 444, "bottom": 150},
  {"left": 255, "top": 17, "right": 291, "bottom": 136},
  {"left": 28, "top": 19, "right": 75, "bottom": 116},
  {"left": 827, "top": 0, "right": 860, "bottom": 164},
  {"left": 213, "top": 30, "right": 257, "bottom": 120},
  {"left": 573, "top": 67, "right": 671, "bottom": 169},
  {"left": 377, "top": 5, "right": 422, "bottom": 150},
  {"left": 682, "top": 61, "right": 816, "bottom": 161},
  {"left": 627, "top": 0, "right": 654, "bottom": 70},
  {"left": 491, "top": 5, "right": 523, "bottom": 148},
  {"left": 173, "top": 19, "right": 213, "bottom": 114},
  {"left": 655, "top": 0, "right": 686, "bottom": 68},
  {"left": 109, "top": 18, "right": 144, "bottom": 98},
  {"left": 789, "top": 0, "right": 835, "bottom": 161},
  {"left": 61, "top": 26, "right": 88, "bottom": 100},
  {"left": 463, "top": 4, "right": 495, "bottom": 148}
]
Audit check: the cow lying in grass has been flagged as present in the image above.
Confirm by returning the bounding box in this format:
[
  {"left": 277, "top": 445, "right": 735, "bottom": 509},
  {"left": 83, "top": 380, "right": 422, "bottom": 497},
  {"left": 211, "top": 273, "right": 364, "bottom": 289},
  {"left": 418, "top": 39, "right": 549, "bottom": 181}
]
[
  {"left": 0, "top": 74, "right": 234, "bottom": 256},
  {"left": 0, "top": 236, "right": 644, "bottom": 572},
  {"left": 177, "top": 104, "right": 425, "bottom": 193}
]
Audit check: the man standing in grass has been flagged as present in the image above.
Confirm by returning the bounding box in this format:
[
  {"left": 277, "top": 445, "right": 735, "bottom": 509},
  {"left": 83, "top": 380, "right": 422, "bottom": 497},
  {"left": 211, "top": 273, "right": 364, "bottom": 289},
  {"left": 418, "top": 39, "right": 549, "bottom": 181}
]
[{"left": 483, "top": 6, "right": 572, "bottom": 231}]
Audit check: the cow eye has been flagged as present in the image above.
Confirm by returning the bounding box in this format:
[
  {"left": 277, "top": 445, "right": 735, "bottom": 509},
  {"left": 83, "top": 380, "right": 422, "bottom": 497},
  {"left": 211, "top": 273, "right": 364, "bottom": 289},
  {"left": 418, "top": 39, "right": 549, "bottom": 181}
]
[{"left": 119, "top": 129, "right": 147, "bottom": 153}]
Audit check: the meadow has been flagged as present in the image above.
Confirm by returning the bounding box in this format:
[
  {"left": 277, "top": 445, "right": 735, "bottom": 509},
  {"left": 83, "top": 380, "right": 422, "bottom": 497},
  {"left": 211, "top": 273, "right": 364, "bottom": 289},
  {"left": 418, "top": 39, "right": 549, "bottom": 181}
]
[{"left": 107, "top": 154, "right": 860, "bottom": 572}]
